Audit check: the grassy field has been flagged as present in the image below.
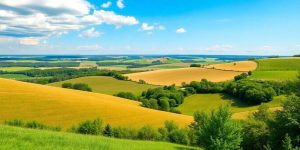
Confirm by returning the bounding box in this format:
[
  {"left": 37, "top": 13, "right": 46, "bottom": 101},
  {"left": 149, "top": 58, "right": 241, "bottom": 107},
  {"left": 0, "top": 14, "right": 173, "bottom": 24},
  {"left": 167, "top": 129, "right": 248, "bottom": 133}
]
[
  {"left": 249, "top": 71, "right": 299, "bottom": 81},
  {"left": 126, "top": 68, "right": 241, "bottom": 86},
  {"left": 79, "top": 61, "right": 98, "bottom": 67},
  {"left": 0, "top": 125, "right": 200, "bottom": 150},
  {"left": 250, "top": 58, "right": 300, "bottom": 81},
  {"left": 49, "top": 76, "right": 159, "bottom": 96},
  {"left": 256, "top": 58, "right": 300, "bottom": 71},
  {"left": 0, "top": 67, "right": 33, "bottom": 72},
  {"left": 0, "top": 78, "right": 192, "bottom": 129},
  {"left": 205, "top": 61, "right": 257, "bottom": 72},
  {"left": 177, "top": 94, "right": 285, "bottom": 117},
  {"left": 0, "top": 74, "right": 31, "bottom": 80}
]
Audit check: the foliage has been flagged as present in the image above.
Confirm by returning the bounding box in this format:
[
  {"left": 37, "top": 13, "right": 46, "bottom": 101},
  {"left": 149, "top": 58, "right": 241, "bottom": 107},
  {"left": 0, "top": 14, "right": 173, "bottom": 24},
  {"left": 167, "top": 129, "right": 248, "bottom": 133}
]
[
  {"left": 141, "top": 85, "right": 185, "bottom": 112},
  {"left": 137, "top": 125, "right": 160, "bottom": 141},
  {"left": 234, "top": 73, "right": 249, "bottom": 81},
  {"left": 192, "top": 105, "right": 242, "bottom": 150},
  {"left": 75, "top": 119, "right": 103, "bottom": 135},
  {"left": 184, "top": 79, "right": 224, "bottom": 94},
  {"left": 62, "top": 83, "right": 92, "bottom": 92},
  {"left": 4, "top": 119, "right": 61, "bottom": 131},
  {"left": 190, "top": 64, "right": 201, "bottom": 67},
  {"left": 114, "top": 92, "right": 137, "bottom": 100}
]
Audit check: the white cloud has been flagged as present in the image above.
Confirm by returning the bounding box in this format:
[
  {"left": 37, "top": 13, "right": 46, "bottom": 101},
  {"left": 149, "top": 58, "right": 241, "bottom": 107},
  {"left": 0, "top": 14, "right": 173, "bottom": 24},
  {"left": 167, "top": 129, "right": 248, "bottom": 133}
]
[
  {"left": 176, "top": 28, "right": 186, "bottom": 33},
  {"left": 141, "top": 23, "right": 154, "bottom": 31},
  {"left": 101, "top": 1, "right": 112, "bottom": 8},
  {"left": 19, "top": 37, "right": 42, "bottom": 46},
  {"left": 117, "top": 0, "right": 125, "bottom": 9},
  {"left": 0, "top": 0, "right": 138, "bottom": 39},
  {"left": 204, "top": 44, "right": 234, "bottom": 51},
  {"left": 79, "top": 27, "right": 102, "bottom": 38}
]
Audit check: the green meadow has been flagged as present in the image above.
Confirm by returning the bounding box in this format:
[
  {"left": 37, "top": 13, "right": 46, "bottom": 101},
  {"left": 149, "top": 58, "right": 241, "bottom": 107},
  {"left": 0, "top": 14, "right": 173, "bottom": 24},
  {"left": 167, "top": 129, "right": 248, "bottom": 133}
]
[
  {"left": 0, "top": 125, "right": 200, "bottom": 150},
  {"left": 0, "top": 74, "right": 31, "bottom": 80},
  {"left": 249, "top": 71, "right": 298, "bottom": 81},
  {"left": 0, "top": 67, "right": 33, "bottom": 72},
  {"left": 49, "top": 76, "right": 159, "bottom": 96},
  {"left": 178, "top": 94, "right": 285, "bottom": 116}
]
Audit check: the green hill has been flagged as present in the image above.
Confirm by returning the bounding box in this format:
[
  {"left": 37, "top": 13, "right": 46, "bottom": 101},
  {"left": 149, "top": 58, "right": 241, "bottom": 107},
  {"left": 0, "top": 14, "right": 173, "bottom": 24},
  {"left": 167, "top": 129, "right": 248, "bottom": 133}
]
[
  {"left": 178, "top": 94, "right": 285, "bottom": 117},
  {"left": 49, "top": 76, "right": 159, "bottom": 96},
  {"left": 0, "top": 125, "right": 200, "bottom": 150}
]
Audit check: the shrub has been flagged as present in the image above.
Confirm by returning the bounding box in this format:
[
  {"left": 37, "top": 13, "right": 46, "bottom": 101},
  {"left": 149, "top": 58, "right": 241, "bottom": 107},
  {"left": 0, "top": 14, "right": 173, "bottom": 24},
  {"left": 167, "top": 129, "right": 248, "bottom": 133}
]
[
  {"left": 62, "top": 83, "right": 73, "bottom": 88},
  {"left": 149, "top": 99, "right": 159, "bottom": 109},
  {"left": 112, "top": 127, "right": 138, "bottom": 139},
  {"left": 138, "top": 79, "right": 146, "bottom": 84},
  {"left": 76, "top": 119, "right": 102, "bottom": 135},
  {"left": 234, "top": 73, "right": 248, "bottom": 81},
  {"left": 190, "top": 64, "right": 201, "bottom": 67},
  {"left": 168, "top": 129, "right": 190, "bottom": 145},
  {"left": 4, "top": 119, "right": 24, "bottom": 127},
  {"left": 138, "top": 125, "right": 160, "bottom": 141},
  {"left": 103, "top": 124, "right": 113, "bottom": 137},
  {"left": 72, "top": 83, "right": 92, "bottom": 92},
  {"left": 25, "top": 121, "right": 49, "bottom": 130},
  {"left": 115, "top": 92, "right": 137, "bottom": 100},
  {"left": 159, "top": 97, "right": 170, "bottom": 111},
  {"left": 164, "top": 120, "right": 179, "bottom": 132}
]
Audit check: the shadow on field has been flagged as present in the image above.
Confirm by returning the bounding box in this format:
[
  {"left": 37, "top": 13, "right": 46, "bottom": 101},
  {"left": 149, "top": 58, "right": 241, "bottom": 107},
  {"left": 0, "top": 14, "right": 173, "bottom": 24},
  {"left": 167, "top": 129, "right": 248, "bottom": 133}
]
[{"left": 220, "top": 94, "right": 252, "bottom": 108}]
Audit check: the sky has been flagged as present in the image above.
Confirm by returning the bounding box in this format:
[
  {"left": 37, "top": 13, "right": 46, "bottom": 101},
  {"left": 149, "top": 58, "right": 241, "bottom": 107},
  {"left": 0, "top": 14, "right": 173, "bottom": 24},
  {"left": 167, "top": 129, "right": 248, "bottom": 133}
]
[{"left": 0, "top": 0, "right": 300, "bottom": 55}]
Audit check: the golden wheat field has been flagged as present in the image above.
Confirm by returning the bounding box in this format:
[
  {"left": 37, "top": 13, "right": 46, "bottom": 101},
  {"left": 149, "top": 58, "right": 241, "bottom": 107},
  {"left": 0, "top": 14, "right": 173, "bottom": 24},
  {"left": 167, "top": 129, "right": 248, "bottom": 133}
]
[
  {"left": 126, "top": 67, "right": 242, "bottom": 86},
  {"left": 0, "top": 78, "right": 193, "bottom": 129},
  {"left": 205, "top": 61, "right": 257, "bottom": 72}
]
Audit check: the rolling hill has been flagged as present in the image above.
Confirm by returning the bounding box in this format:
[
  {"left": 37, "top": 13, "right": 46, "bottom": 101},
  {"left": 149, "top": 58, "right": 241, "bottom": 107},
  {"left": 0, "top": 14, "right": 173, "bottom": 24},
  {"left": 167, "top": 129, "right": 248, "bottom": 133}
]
[
  {"left": 0, "top": 125, "right": 200, "bottom": 150},
  {"left": 0, "top": 78, "right": 192, "bottom": 129},
  {"left": 126, "top": 67, "right": 242, "bottom": 86},
  {"left": 204, "top": 61, "right": 257, "bottom": 72},
  {"left": 49, "top": 76, "right": 159, "bottom": 96}
]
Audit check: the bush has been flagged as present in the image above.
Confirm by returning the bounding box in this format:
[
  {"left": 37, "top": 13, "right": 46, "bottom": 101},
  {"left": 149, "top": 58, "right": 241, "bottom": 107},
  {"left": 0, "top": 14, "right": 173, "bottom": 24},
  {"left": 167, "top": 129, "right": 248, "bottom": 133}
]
[
  {"left": 138, "top": 79, "right": 146, "bottom": 84},
  {"left": 75, "top": 119, "right": 102, "bottom": 135},
  {"left": 115, "top": 92, "right": 137, "bottom": 100},
  {"left": 234, "top": 73, "right": 248, "bottom": 81},
  {"left": 138, "top": 125, "right": 160, "bottom": 141},
  {"left": 168, "top": 129, "right": 190, "bottom": 145},
  {"left": 72, "top": 83, "right": 92, "bottom": 92},
  {"left": 4, "top": 119, "right": 24, "bottom": 127},
  {"left": 112, "top": 127, "right": 138, "bottom": 139},
  {"left": 103, "top": 124, "right": 113, "bottom": 137},
  {"left": 62, "top": 83, "right": 73, "bottom": 88},
  {"left": 190, "top": 64, "right": 201, "bottom": 67},
  {"left": 149, "top": 99, "right": 159, "bottom": 109},
  {"left": 185, "top": 79, "right": 224, "bottom": 93},
  {"left": 159, "top": 97, "right": 170, "bottom": 111}
]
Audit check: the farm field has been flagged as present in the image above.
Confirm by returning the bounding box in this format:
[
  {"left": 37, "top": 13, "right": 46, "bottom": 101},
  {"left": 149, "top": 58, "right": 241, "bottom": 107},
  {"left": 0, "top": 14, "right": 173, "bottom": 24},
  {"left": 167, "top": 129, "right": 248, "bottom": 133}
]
[
  {"left": 0, "top": 74, "right": 31, "bottom": 80},
  {"left": 250, "top": 58, "right": 300, "bottom": 81},
  {"left": 205, "top": 61, "right": 257, "bottom": 72},
  {"left": 177, "top": 94, "right": 285, "bottom": 117},
  {"left": 0, "top": 67, "right": 33, "bottom": 72},
  {"left": 49, "top": 76, "right": 159, "bottom": 96},
  {"left": 256, "top": 58, "right": 300, "bottom": 71},
  {"left": 249, "top": 71, "right": 299, "bottom": 81},
  {"left": 0, "top": 125, "right": 200, "bottom": 150},
  {"left": 126, "top": 67, "right": 242, "bottom": 86},
  {"left": 0, "top": 78, "right": 192, "bottom": 129}
]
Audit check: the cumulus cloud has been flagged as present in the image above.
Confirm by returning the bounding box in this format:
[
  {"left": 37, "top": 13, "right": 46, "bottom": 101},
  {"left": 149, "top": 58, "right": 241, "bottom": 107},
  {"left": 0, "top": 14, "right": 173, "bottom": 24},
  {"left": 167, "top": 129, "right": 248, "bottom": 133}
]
[
  {"left": 101, "top": 1, "right": 112, "bottom": 8},
  {"left": 176, "top": 28, "right": 186, "bottom": 33},
  {"left": 117, "top": 0, "right": 125, "bottom": 9},
  {"left": 0, "top": 0, "right": 138, "bottom": 41},
  {"left": 79, "top": 27, "right": 102, "bottom": 38},
  {"left": 141, "top": 23, "right": 154, "bottom": 31}
]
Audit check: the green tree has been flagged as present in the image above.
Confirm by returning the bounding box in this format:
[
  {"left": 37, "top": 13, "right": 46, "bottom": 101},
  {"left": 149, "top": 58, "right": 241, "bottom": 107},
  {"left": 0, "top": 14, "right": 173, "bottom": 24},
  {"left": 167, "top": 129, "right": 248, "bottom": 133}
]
[
  {"left": 149, "top": 99, "right": 159, "bottom": 109},
  {"left": 168, "top": 129, "right": 190, "bottom": 145},
  {"left": 76, "top": 119, "right": 102, "bottom": 135},
  {"left": 103, "top": 124, "right": 113, "bottom": 137},
  {"left": 62, "top": 82, "right": 72, "bottom": 88},
  {"left": 193, "top": 105, "right": 242, "bottom": 150},
  {"left": 159, "top": 97, "right": 170, "bottom": 111},
  {"left": 282, "top": 134, "right": 293, "bottom": 150},
  {"left": 137, "top": 125, "right": 159, "bottom": 141}
]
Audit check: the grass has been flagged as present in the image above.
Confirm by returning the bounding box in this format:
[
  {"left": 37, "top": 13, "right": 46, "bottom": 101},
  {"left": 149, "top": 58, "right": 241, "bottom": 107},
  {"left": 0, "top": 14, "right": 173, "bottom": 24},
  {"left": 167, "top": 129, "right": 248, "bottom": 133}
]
[
  {"left": 49, "top": 76, "right": 159, "bottom": 96},
  {"left": 79, "top": 61, "right": 97, "bottom": 67},
  {"left": 126, "top": 68, "right": 242, "bottom": 86},
  {"left": 256, "top": 58, "right": 300, "bottom": 71},
  {"left": 0, "top": 78, "right": 192, "bottom": 129},
  {"left": 250, "top": 58, "right": 300, "bottom": 81},
  {"left": 249, "top": 71, "right": 299, "bottom": 81},
  {"left": 177, "top": 94, "right": 285, "bottom": 116},
  {"left": 0, "top": 67, "right": 33, "bottom": 72},
  {"left": 0, "top": 74, "right": 31, "bottom": 80},
  {"left": 0, "top": 125, "right": 200, "bottom": 150}
]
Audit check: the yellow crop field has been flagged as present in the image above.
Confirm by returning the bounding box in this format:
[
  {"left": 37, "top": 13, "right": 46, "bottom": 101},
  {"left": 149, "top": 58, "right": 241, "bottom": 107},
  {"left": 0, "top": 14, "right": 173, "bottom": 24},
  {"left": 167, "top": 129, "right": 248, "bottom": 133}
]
[
  {"left": 126, "top": 68, "right": 242, "bottom": 86},
  {"left": 205, "top": 61, "right": 257, "bottom": 72},
  {"left": 0, "top": 78, "right": 192, "bottom": 129}
]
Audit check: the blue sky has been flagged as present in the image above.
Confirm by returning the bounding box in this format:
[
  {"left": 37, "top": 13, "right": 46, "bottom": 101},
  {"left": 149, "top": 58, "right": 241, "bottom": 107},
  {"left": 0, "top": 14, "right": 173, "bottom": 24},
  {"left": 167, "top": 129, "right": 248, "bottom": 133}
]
[{"left": 0, "top": 0, "right": 300, "bottom": 55}]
